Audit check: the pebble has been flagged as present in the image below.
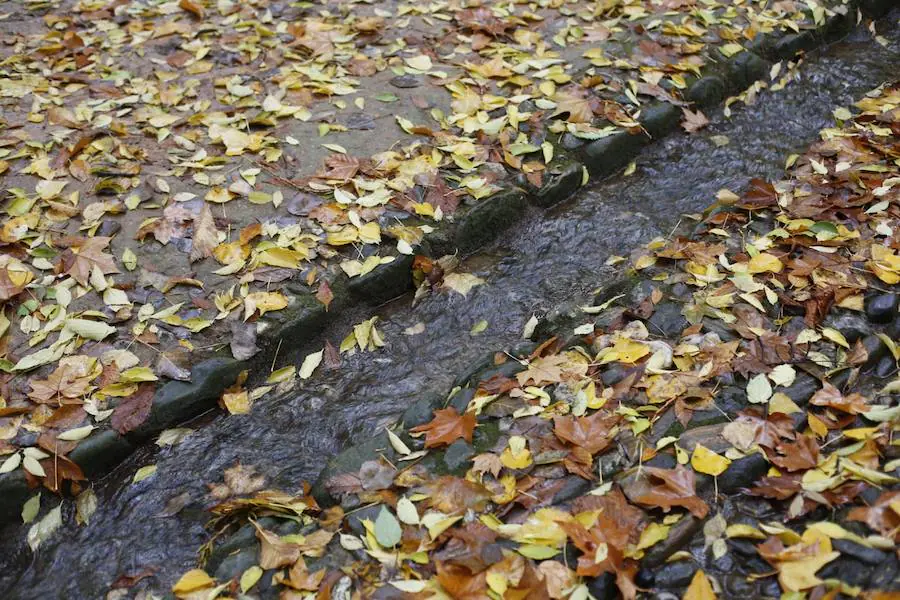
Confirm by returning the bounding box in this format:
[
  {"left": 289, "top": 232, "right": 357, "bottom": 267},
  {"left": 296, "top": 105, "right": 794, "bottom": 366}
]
[
  {"left": 586, "top": 573, "right": 615, "bottom": 600},
  {"left": 723, "top": 573, "right": 758, "bottom": 596},
  {"left": 824, "top": 312, "right": 871, "bottom": 343},
  {"left": 865, "top": 293, "right": 898, "bottom": 324},
  {"left": 862, "top": 334, "right": 889, "bottom": 367},
  {"left": 728, "top": 538, "right": 759, "bottom": 558},
  {"left": 442, "top": 439, "right": 474, "bottom": 473},
  {"left": 781, "top": 373, "right": 819, "bottom": 406},
  {"left": 868, "top": 553, "right": 899, "bottom": 590},
  {"left": 876, "top": 355, "right": 897, "bottom": 379},
  {"left": 647, "top": 302, "right": 689, "bottom": 338},
  {"left": 389, "top": 74, "right": 420, "bottom": 88},
  {"left": 832, "top": 539, "right": 888, "bottom": 566},
  {"left": 654, "top": 560, "right": 697, "bottom": 588},
  {"left": 819, "top": 557, "right": 872, "bottom": 586},
  {"left": 97, "top": 219, "right": 121, "bottom": 238}
]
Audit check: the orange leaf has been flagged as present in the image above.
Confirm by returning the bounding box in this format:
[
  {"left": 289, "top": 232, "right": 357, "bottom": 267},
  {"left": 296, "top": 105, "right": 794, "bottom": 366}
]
[{"left": 409, "top": 407, "right": 476, "bottom": 448}]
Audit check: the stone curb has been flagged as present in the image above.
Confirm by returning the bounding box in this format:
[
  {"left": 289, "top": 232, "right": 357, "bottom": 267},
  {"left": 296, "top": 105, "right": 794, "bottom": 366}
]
[{"left": 0, "top": 0, "right": 884, "bottom": 528}]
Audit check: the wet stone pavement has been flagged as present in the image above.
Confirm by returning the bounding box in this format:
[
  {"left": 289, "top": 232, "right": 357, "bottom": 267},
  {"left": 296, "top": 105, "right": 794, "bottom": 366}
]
[{"left": 2, "top": 13, "right": 900, "bottom": 600}]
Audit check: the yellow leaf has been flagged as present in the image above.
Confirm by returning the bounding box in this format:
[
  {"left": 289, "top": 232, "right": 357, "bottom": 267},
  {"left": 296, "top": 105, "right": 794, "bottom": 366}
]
[
  {"left": 821, "top": 327, "right": 849, "bottom": 349},
  {"left": 747, "top": 252, "right": 783, "bottom": 274},
  {"left": 257, "top": 247, "right": 306, "bottom": 269},
  {"left": 500, "top": 435, "right": 532, "bottom": 469},
  {"left": 779, "top": 551, "right": 839, "bottom": 592},
  {"left": 769, "top": 392, "right": 801, "bottom": 415},
  {"left": 684, "top": 570, "right": 717, "bottom": 600},
  {"left": 807, "top": 413, "right": 828, "bottom": 438},
  {"left": 243, "top": 291, "right": 288, "bottom": 319},
  {"left": 240, "top": 566, "right": 263, "bottom": 593},
  {"left": 725, "top": 524, "right": 766, "bottom": 539},
  {"left": 172, "top": 569, "right": 215, "bottom": 596},
  {"left": 691, "top": 443, "right": 731, "bottom": 476},
  {"left": 600, "top": 337, "right": 650, "bottom": 364},
  {"left": 405, "top": 55, "right": 433, "bottom": 71},
  {"left": 634, "top": 522, "right": 670, "bottom": 553}
]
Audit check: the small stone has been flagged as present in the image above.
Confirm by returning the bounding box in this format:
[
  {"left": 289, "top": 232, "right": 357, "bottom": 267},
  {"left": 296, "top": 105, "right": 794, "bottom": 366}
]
[
  {"left": 635, "top": 568, "right": 655, "bottom": 588},
  {"left": 862, "top": 334, "right": 889, "bottom": 367},
  {"left": 552, "top": 475, "right": 592, "bottom": 505},
  {"left": 757, "top": 576, "right": 782, "bottom": 598},
  {"left": 824, "top": 312, "right": 872, "bottom": 344},
  {"left": 717, "top": 454, "right": 767, "bottom": 494},
  {"left": 832, "top": 539, "right": 888, "bottom": 566},
  {"left": 647, "top": 302, "right": 689, "bottom": 338},
  {"left": 723, "top": 574, "right": 758, "bottom": 597},
  {"left": 781, "top": 373, "right": 819, "bottom": 407},
  {"left": 214, "top": 547, "right": 259, "bottom": 582},
  {"left": 97, "top": 219, "right": 122, "bottom": 238},
  {"left": 389, "top": 75, "right": 420, "bottom": 88},
  {"left": 728, "top": 538, "right": 759, "bottom": 558},
  {"left": 442, "top": 440, "right": 474, "bottom": 473},
  {"left": 654, "top": 560, "right": 698, "bottom": 589},
  {"left": 818, "top": 558, "right": 872, "bottom": 587},
  {"left": 867, "top": 553, "right": 899, "bottom": 590},
  {"left": 876, "top": 355, "right": 897, "bottom": 379},
  {"left": 865, "top": 293, "right": 898, "bottom": 324},
  {"left": 346, "top": 504, "right": 381, "bottom": 535},
  {"left": 587, "top": 573, "right": 615, "bottom": 600}
]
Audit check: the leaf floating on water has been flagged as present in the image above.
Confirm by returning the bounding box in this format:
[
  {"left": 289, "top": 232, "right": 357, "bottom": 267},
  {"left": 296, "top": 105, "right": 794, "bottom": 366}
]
[
  {"left": 299, "top": 350, "right": 324, "bottom": 380},
  {"left": 27, "top": 504, "right": 61, "bottom": 552}
]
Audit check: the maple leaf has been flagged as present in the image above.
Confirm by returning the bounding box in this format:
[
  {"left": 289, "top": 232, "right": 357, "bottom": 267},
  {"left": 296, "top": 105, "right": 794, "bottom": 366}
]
[
  {"left": 552, "top": 88, "right": 595, "bottom": 123},
  {"left": 57, "top": 236, "right": 120, "bottom": 287},
  {"left": 208, "top": 463, "right": 267, "bottom": 500},
  {"left": 410, "top": 407, "right": 476, "bottom": 448},
  {"left": 435, "top": 561, "right": 488, "bottom": 600},
  {"left": 559, "top": 515, "right": 639, "bottom": 599},
  {"left": 28, "top": 356, "right": 97, "bottom": 404},
  {"left": 516, "top": 354, "right": 568, "bottom": 386},
  {"left": 455, "top": 7, "right": 512, "bottom": 36},
  {"left": 627, "top": 465, "right": 709, "bottom": 518},
  {"left": 765, "top": 434, "right": 819, "bottom": 472},
  {"left": 189, "top": 204, "right": 219, "bottom": 263},
  {"left": 553, "top": 412, "right": 619, "bottom": 455},
  {"left": 847, "top": 490, "right": 900, "bottom": 539},
  {"left": 319, "top": 154, "right": 360, "bottom": 181},
  {"left": 808, "top": 382, "right": 868, "bottom": 414},
  {"left": 681, "top": 108, "right": 709, "bottom": 133}
]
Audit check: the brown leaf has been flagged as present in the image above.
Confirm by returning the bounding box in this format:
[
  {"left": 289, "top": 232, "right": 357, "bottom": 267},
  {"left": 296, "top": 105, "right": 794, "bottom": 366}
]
[
  {"left": 628, "top": 465, "right": 709, "bottom": 518},
  {"left": 316, "top": 280, "right": 334, "bottom": 310},
  {"left": 57, "top": 237, "right": 120, "bottom": 287},
  {"left": 179, "top": 0, "right": 205, "bottom": 18},
  {"left": 409, "top": 407, "right": 476, "bottom": 448},
  {"left": 110, "top": 383, "right": 155, "bottom": 434},
  {"left": 553, "top": 412, "right": 619, "bottom": 455},
  {"left": 848, "top": 490, "right": 900, "bottom": 539},
  {"left": 766, "top": 434, "right": 819, "bottom": 472},
  {"left": 808, "top": 382, "right": 868, "bottom": 414},
  {"left": 421, "top": 476, "right": 491, "bottom": 514},
  {"left": 189, "top": 204, "right": 218, "bottom": 263},
  {"left": 681, "top": 108, "right": 709, "bottom": 133},
  {"left": 319, "top": 154, "right": 360, "bottom": 181}
]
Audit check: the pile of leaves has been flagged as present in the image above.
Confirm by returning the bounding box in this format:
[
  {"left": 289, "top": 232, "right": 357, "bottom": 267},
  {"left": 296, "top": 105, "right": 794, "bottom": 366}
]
[
  {"left": 168, "top": 82, "right": 900, "bottom": 599},
  {"left": 0, "top": 0, "right": 863, "bottom": 538}
]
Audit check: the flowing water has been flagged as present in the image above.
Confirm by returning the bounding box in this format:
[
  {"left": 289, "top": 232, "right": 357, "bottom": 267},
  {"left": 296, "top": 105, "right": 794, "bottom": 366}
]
[{"left": 2, "top": 16, "right": 899, "bottom": 599}]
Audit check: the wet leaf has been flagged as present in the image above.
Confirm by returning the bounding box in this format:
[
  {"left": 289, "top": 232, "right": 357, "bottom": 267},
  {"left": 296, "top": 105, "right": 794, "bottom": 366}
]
[
  {"left": 374, "top": 506, "right": 402, "bottom": 548},
  {"left": 409, "top": 407, "right": 476, "bottom": 448}
]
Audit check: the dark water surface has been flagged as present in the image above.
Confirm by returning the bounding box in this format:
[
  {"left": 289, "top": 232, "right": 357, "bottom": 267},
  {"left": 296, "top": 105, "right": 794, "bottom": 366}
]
[{"left": 3, "top": 17, "right": 899, "bottom": 599}]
